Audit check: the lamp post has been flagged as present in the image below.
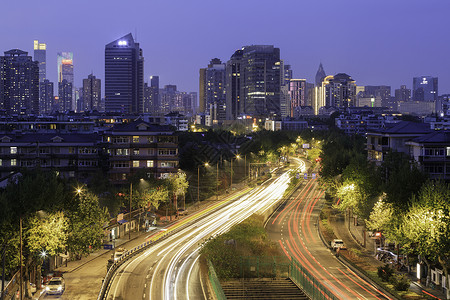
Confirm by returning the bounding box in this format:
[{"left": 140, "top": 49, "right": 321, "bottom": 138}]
[
  {"left": 197, "top": 163, "right": 208, "bottom": 203},
  {"left": 216, "top": 163, "right": 219, "bottom": 201}
]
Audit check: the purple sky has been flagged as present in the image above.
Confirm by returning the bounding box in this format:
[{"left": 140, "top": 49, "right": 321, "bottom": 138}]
[{"left": 1, "top": 0, "right": 449, "bottom": 95}]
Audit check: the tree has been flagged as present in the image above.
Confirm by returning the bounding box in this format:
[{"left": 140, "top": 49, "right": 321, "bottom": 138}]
[
  {"left": 366, "top": 197, "right": 394, "bottom": 233},
  {"left": 66, "top": 191, "right": 109, "bottom": 259},
  {"left": 401, "top": 181, "right": 450, "bottom": 297},
  {"left": 167, "top": 171, "right": 189, "bottom": 209}
]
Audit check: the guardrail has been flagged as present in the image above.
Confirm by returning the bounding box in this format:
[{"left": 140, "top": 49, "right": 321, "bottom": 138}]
[{"left": 97, "top": 187, "right": 253, "bottom": 300}]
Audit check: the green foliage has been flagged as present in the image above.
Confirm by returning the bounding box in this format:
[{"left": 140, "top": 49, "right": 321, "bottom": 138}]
[
  {"left": 380, "top": 151, "right": 427, "bottom": 212},
  {"left": 66, "top": 191, "right": 109, "bottom": 257},
  {"left": 25, "top": 211, "right": 68, "bottom": 256},
  {"left": 200, "top": 215, "right": 279, "bottom": 279},
  {"left": 366, "top": 197, "right": 394, "bottom": 232},
  {"left": 377, "top": 264, "right": 394, "bottom": 281},
  {"left": 390, "top": 274, "right": 410, "bottom": 291}
]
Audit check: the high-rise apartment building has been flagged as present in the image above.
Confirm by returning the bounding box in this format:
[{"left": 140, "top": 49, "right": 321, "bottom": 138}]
[
  {"left": 105, "top": 33, "right": 144, "bottom": 113},
  {"left": 321, "top": 73, "right": 357, "bottom": 109},
  {"left": 225, "top": 45, "right": 282, "bottom": 119},
  {"left": 82, "top": 74, "right": 101, "bottom": 111},
  {"left": 0, "top": 49, "right": 39, "bottom": 115},
  {"left": 395, "top": 85, "right": 411, "bottom": 102},
  {"left": 289, "top": 79, "right": 307, "bottom": 117},
  {"left": 40, "top": 79, "right": 54, "bottom": 114},
  {"left": 150, "top": 76, "right": 160, "bottom": 114},
  {"left": 58, "top": 79, "right": 72, "bottom": 112},
  {"left": 363, "top": 86, "right": 391, "bottom": 107},
  {"left": 199, "top": 58, "right": 226, "bottom": 121},
  {"left": 413, "top": 76, "right": 438, "bottom": 102}
]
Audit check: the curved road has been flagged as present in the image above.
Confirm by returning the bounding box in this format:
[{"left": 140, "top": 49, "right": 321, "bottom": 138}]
[
  {"left": 266, "top": 172, "right": 392, "bottom": 300},
  {"left": 106, "top": 164, "right": 300, "bottom": 300}
]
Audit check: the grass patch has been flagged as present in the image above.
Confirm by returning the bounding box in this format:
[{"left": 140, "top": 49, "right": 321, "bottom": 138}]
[{"left": 200, "top": 214, "right": 281, "bottom": 280}]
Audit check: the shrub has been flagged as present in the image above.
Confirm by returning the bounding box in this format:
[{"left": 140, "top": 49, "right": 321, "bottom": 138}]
[
  {"left": 391, "top": 274, "right": 410, "bottom": 291},
  {"left": 377, "top": 264, "right": 394, "bottom": 281}
]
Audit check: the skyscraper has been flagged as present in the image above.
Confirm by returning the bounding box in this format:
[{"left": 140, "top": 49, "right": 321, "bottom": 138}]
[
  {"left": 199, "top": 58, "right": 226, "bottom": 121},
  {"left": 105, "top": 33, "right": 144, "bottom": 113},
  {"left": 34, "top": 40, "right": 47, "bottom": 114},
  {"left": 289, "top": 79, "right": 307, "bottom": 117},
  {"left": 225, "top": 45, "right": 282, "bottom": 119},
  {"left": 150, "top": 76, "right": 159, "bottom": 114},
  {"left": 57, "top": 52, "right": 74, "bottom": 111},
  {"left": 0, "top": 49, "right": 39, "bottom": 115},
  {"left": 315, "top": 63, "right": 326, "bottom": 87},
  {"left": 413, "top": 76, "right": 438, "bottom": 102},
  {"left": 83, "top": 74, "right": 101, "bottom": 111},
  {"left": 363, "top": 86, "right": 391, "bottom": 107}
]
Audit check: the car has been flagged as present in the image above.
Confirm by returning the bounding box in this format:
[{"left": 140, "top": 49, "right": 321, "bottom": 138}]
[
  {"left": 45, "top": 277, "right": 65, "bottom": 295},
  {"left": 331, "top": 239, "right": 345, "bottom": 251},
  {"left": 177, "top": 208, "right": 188, "bottom": 216},
  {"left": 113, "top": 247, "right": 126, "bottom": 261}
]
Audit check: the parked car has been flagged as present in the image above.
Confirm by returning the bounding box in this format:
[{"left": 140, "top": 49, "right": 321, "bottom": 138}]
[
  {"left": 177, "top": 208, "right": 188, "bottom": 216},
  {"left": 45, "top": 277, "right": 65, "bottom": 295}
]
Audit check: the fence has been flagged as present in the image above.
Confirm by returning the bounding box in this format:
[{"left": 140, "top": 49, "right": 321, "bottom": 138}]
[
  {"left": 239, "top": 256, "right": 290, "bottom": 279},
  {"left": 290, "top": 258, "right": 339, "bottom": 300},
  {"left": 207, "top": 260, "right": 226, "bottom": 300}
]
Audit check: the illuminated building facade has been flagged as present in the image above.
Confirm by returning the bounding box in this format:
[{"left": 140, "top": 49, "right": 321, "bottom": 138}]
[
  {"left": 321, "top": 73, "right": 357, "bottom": 109},
  {"left": 105, "top": 33, "right": 144, "bottom": 113},
  {"left": 413, "top": 76, "right": 438, "bottom": 102},
  {"left": 0, "top": 49, "right": 39, "bottom": 115},
  {"left": 289, "top": 79, "right": 307, "bottom": 117}
]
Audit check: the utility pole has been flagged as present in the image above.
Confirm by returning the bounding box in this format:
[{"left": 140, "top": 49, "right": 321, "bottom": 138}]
[{"left": 129, "top": 182, "right": 132, "bottom": 240}]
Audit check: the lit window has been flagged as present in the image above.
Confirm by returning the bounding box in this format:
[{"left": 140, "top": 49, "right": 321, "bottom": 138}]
[
  {"left": 10, "top": 147, "right": 17, "bottom": 154},
  {"left": 147, "top": 160, "right": 154, "bottom": 168},
  {"left": 133, "top": 161, "right": 139, "bottom": 168},
  {"left": 133, "top": 136, "right": 139, "bottom": 143},
  {"left": 0, "top": 159, "right": 2, "bottom": 166},
  {"left": 11, "top": 159, "right": 17, "bottom": 166}
]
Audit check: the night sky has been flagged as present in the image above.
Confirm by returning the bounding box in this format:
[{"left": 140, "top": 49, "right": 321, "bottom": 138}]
[{"left": 1, "top": 0, "right": 449, "bottom": 94}]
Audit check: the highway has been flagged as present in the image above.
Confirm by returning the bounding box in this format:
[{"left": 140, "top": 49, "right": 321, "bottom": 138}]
[
  {"left": 266, "top": 170, "right": 392, "bottom": 300},
  {"left": 105, "top": 163, "right": 298, "bottom": 300}
]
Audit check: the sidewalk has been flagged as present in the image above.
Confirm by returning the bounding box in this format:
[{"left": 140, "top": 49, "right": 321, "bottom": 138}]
[{"left": 330, "top": 209, "right": 446, "bottom": 300}]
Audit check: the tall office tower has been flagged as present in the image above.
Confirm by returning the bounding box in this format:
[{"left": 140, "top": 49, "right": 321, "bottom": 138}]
[
  {"left": 105, "top": 33, "right": 144, "bottom": 113},
  {"left": 40, "top": 79, "right": 54, "bottom": 114},
  {"left": 150, "top": 76, "right": 160, "bottom": 114},
  {"left": 413, "top": 76, "right": 438, "bottom": 102},
  {"left": 279, "top": 61, "right": 293, "bottom": 118},
  {"left": 188, "top": 92, "right": 197, "bottom": 116},
  {"left": 0, "top": 49, "right": 39, "bottom": 115},
  {"left": 225, "top": 45, "right": 282, "bottom": 119},
  {"left": 395, "top": 85, "right": 411, "bottom": 102},
  {"left": 305, "top": 82, "right": 315, "bottom": 107},
  {"left": 58, "top": 79, "right": 72, "bottom": 112},
  {"left": 283, "top": 64, "right": 293, "bottom": 86},
  {"left": 322, "top": 73, "right": 357, "bottom": 109},
  {"left": 34, "top": 40, "right": 46, "bottom": 82},
  {"left": 363, "top": 86, "right": 391, "bottom": 107},
  {"left": 199, "top": 58, "right": 226, "bottom": 121},
  {"left": 315, "top": 63, "right": 326, "bottom": 87},
  {"left": 289, "top": 79, "right": 307, "bottom": 117},
  {"left": 57, "top": 52, "right": 74, "bottom": 110},
  {"left": 34, "top": 40, "right": 47, "bottom": 114},
  {"left": 82, "top": 74, "right": 101, "bottom": 111},
  {"left": 143, "top": 82, "right": 151, "bottom": 113},
  {"left": 75, "top": 87, "right": 82, "bottom": 112}
]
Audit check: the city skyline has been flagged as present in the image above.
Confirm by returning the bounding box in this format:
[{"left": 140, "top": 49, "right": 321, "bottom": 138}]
[{"left": 1, "top": 0, "right": 449, "bottom": 95}]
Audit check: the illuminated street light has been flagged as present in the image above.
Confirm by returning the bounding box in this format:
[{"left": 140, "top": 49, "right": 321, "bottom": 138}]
[{"left": 40, "top": 250, "right": 47, "bottom": 258}]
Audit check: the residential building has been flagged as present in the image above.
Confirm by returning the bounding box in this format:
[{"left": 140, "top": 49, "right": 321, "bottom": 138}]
[
  {"left": 34, "top": 40, "right": 47, "bottom": 114},
  {"left": 321, "top": 73, "right": 357, "bottom": 109},
  {"left": 40, "top": 79, "right": 54, "bottom": 115},
  {"left": 199, "top": 58, "right": 226, "bottom": 123},
  {"left": 366, "top": 121, "right": 432, "bottom": 165},
  {"left": 395, "top": 85, "right": 411, "bottom": 102},
  {"left": 103, "top": 120, "right": 178, "bottom": 182},
  {"left": 0, "top": 49, "right": 39, "bottom": 115},
  {"left": 413, "top": 76, "right": 438, "bottom": 102},
  {"left": 58, "top": 79, "right": 72, "bottom": 112},
  {"left": 0, "top": 132, "right": 103, "bottom": 181},
  {"left": 82, "top": 74, "right": 101, "bottom": 112},
  {"left": 362, "top": 86, "right": 391, "bottom": 107},
  {"left": 289, "top": 79, "right": 307, "bottom": 117},
  {"left": 150, "top": 76, "right": 159, "bottom": 114},
  {"left": 105, "top": 33, "right": 144, "bottom": 113},
  {"left": 225, "top": 49, "right": 243, "bottom": 120}
]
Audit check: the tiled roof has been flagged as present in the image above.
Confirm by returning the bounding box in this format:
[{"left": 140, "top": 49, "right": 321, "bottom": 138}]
[
  {"left": 410, "top": 131, "right": 450, "bottom": 144},
  {"left": 373, "top": 121, "right": 432, "bottom": 134},
  {"left": 111, "top": 120, "right": 172, "bottom": 132},
  {"left": 0, "top": 133, "right": 101, "bottom": 143}
]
